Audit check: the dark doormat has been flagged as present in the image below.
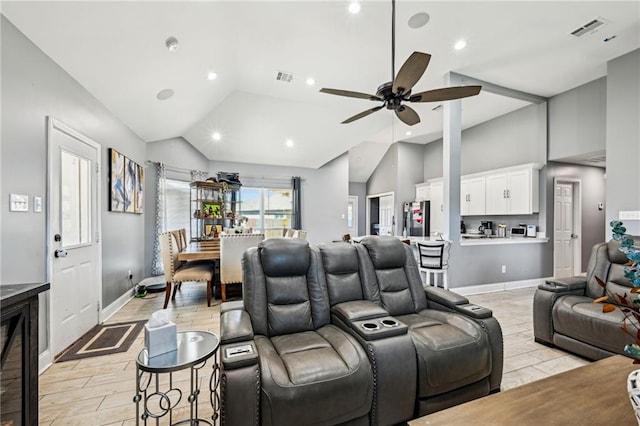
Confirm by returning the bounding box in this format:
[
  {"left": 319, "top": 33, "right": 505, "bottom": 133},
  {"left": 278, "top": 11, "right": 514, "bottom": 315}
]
[{"left": 56, "top": 320, "right": 146, "bottom": 362}]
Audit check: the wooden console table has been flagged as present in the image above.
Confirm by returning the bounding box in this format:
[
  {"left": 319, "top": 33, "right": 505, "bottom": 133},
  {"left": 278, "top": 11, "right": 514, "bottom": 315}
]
[{"left": 412, "top": 355, "right": 638, "bottom": 425}]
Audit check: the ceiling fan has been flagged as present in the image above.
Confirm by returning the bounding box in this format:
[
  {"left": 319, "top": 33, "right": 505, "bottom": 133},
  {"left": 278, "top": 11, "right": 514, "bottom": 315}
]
[{"left": 320, "top": 0, "right": 481, "bottom": 126}]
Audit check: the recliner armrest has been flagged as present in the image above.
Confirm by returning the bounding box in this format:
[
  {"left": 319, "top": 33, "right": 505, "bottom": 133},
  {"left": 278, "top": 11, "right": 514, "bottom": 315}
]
[
  {"left": 454, "top": 304, "right": 493, "bottom": 319},
  {"left": 221, "top": 342, "right": 258, "bottom": 370},
  {"left": 331, "top": 300, "right": 389, "bottom": 323},
  {"left": 539, "top": 277, "right": 587, "bottom": 293},
  {"left": 221, "top": 300, "right": 244, "bottom": 313},
  {"left": 425, "top": 286, "right": 469, "bottom": 308},
  {"left": 221, "top": 309, "right": 254, "bottom": 344}
]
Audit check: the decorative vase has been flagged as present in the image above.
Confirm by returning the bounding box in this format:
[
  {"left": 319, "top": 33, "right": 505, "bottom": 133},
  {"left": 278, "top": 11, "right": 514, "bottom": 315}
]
[{"left": 627, "top": 369, "right": 640, "bottom": 424}]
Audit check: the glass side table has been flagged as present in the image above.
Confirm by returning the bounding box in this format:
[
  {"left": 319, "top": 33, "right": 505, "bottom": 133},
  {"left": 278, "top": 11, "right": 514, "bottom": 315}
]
[{"left": 134, "top": 331, "right": 220, "bottom": 425}]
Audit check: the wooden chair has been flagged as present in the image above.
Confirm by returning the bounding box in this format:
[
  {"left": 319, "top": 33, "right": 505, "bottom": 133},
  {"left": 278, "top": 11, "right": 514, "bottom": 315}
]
[
  {"left": 159, "top": 232, "right": 215, "bottom": 308},
  {"left": 219, "top": 233, "right": 265, "bottom": 302}
]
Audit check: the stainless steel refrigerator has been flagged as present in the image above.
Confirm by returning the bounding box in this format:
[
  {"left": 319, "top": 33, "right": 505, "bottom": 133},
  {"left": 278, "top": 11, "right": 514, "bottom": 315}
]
[{"left": 404, "top": 201, "right": 430, "bottom": 237}]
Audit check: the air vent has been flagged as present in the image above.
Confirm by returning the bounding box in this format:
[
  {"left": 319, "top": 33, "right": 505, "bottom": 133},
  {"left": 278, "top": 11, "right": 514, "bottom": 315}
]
[
  {"left": 571, "top": 18, "right": 606, "bottom": 37},
  {"left": 276, "top": 71, "right": 295, "bottom": 83}
]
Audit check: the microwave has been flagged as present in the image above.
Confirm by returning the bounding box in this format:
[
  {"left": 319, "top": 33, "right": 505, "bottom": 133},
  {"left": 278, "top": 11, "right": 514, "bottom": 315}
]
[{"left": 510, "top": 227, "right": 526, "bottom": 237}]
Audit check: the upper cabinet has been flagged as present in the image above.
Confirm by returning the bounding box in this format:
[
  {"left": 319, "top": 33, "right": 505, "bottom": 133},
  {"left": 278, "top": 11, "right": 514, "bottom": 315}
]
[
  {"left": 428, "top": 179, "right": 444, "bottom": 234},
  {"left": 415, "top": 183, "right": 430, "bottom": 201},
  {"left": 461, "top": 176, "right": 486, "bottom": 216},
  {"left": 485, "top": 165, "right": 539, "bottom": 215}
]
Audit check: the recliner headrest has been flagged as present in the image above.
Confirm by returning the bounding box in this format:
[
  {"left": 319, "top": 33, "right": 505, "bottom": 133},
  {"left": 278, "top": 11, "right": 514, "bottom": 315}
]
[
  {"left": 608, "top": 236, "right": 640, "bottom": 264},
  {"left": 318, "top": 243, "right": 358, "bottom": 274},
  {"left": 361, "top": 236, "right": 406, "bottom": 269},
  {"left": 259, "top": 238, "right": 310, "bottom": 276}
]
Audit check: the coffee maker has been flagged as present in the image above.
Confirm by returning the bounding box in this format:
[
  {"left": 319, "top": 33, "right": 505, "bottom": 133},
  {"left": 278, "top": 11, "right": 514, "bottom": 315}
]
[{"left": 480, "top": 221, "right": 493, "bottom": 236}]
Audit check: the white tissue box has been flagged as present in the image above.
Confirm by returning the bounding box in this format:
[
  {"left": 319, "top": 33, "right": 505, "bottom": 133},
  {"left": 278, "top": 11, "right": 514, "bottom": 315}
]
[{"left": 145, "top": 322, "right": 177, "bottom": 357}]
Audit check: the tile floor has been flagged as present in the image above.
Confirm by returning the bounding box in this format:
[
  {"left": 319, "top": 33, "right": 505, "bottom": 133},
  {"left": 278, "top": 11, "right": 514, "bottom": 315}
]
[{"left": 38, "top": 285, "right": 590, "bottom": 425}]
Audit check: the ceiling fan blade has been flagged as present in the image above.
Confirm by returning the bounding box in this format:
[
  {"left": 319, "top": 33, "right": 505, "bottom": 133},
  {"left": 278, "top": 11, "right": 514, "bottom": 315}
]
[
  {"left": 409, "top": 85, "right": 482, "bottom": 103},
  {"left": 392, "top": 52, "right": 431, "bottom": 95},
  {"left": 342, "top": 105, "right": 384, "bottom": 124},
  {"left": 320, "top": 88, "right": 382, "bottom": 101},
  {"left": 395, "top": 105, "right": 420, "bottom": 126}
]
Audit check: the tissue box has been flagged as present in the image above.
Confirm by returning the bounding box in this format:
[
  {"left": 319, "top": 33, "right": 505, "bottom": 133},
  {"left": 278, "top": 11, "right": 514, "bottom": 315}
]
[{"left": 145, "top": 322, "right": 177, "bottom": 357}]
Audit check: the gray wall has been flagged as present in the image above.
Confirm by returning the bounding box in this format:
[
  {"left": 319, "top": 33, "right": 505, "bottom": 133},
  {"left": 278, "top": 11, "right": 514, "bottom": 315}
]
[
  {"left": 1, "top": 17, "right": 146, "bottom": 353},
  {"left": 544, "top": 162, "right": 606, "bottom": 271},
  {"left": 606, "top": 49, "right": 640, "bottom": 236},
  {"left": 423, "top": 141, "right": 443, "bottom": 180},
  {"left": 348, "top": 182, "right": 366, "bottom": 236},
  {"left": 367, "top": 144, "right": 397, "bottom": 196},
  {"left": 548, "top": 78, "right": 606, "bottom": 161}
]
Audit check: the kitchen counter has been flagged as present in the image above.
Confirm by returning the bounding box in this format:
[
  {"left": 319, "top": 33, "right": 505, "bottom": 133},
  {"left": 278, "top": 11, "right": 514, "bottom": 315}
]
[{"left": 460, "top": 236, "right": 549, "bottom": 246}]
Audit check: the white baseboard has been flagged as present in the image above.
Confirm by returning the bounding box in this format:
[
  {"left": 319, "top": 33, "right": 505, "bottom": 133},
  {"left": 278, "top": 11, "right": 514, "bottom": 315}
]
[
  {"left": 100, "top": 290, "right": 134, "bottom": 323},
  {"left": 452, "top": 277, "right": 550, "bottom": 296},
  {"left": 39, "top": 349, "right": 52, "bottom": 375}
]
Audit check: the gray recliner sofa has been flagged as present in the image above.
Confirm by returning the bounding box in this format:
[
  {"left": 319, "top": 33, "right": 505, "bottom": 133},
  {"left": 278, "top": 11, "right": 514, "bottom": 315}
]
[
  {"left": 533, "top": 236, "right": 640, "bottom": 360},
  {"left": 220, "top": 236, "right": 503, "bottom": 425}
]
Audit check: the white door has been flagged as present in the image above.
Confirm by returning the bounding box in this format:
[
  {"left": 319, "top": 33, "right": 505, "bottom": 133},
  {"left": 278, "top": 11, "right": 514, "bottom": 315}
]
[
  {"left": 347, "top": 196, "right": 358, "bottom": 237},
  {"left": 378, "top": 194, "right": 394, "bottom": 235},
  {"left": 48, "top": 118, "right": 101, "bottom": 357},
  {"left": 554, "top": 182, "right": 574, "bottom": 278}
]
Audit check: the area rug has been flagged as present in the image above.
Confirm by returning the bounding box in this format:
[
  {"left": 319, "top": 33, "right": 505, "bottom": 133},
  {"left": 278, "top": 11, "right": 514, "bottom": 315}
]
[{"left": 56, "top": 320, "right": 146, "bottom": 362}]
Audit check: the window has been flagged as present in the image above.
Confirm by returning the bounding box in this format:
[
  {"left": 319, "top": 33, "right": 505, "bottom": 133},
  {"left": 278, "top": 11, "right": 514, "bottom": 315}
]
[
  {"left": 165, "top": 179, "right": 190, "bottom": 233},
  {"left": 240, "top": 187, "right": 293, "bottom": 233}
]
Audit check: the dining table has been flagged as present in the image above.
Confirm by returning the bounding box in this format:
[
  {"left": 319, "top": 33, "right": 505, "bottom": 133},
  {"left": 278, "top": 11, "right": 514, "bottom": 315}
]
[{"left": 177, "top": 240, "right": 220, "bottom": 261}]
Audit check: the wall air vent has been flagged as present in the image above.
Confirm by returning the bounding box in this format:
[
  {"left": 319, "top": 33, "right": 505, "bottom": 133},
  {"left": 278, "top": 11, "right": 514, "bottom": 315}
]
[
  {"left": 276, "top": 71, "right": 295, "bottom": 83},
  {"left": 571, "top": 18, "right": 606, "bottom": 37}
]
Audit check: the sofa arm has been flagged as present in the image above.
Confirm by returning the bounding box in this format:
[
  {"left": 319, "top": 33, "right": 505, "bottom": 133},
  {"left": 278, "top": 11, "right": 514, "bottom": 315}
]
[
  {"left": 221, "top": 309, "right": 254, "bottom": 345},
  {"left": 538, "top": 276, "right": 587, "bottom": 293},
  {"left": 220, "top": 300, "right": 245, "bottom": 314},
  {"left": 425, "top": 287, "right": 469, "bottom": 309}
]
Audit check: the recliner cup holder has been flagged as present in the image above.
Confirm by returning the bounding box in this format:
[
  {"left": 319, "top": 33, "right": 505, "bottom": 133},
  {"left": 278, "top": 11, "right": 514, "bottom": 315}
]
[
  {"left": 380, "top": 319, "right": 398, "bottom": 328},
  {"left": 361, "top": 322, "right": 380, "bottom": 331}
]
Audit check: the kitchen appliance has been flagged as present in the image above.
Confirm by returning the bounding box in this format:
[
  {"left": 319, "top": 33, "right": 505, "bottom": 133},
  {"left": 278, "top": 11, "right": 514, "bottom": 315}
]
[
  {"left": 480, "top": 221, "right": 493, "bottom": 236},
  {"left": 510, "top": 226, "right": 526, "bottom": 237},
  {"left": 497, "top": 224, "right": 507, "bottom": 238},
  {"left": 526, "top": 224, "right": 537, "bottom": 237},
  {"left": 404, "top": 201, "right": 431, "bottom": 237}
]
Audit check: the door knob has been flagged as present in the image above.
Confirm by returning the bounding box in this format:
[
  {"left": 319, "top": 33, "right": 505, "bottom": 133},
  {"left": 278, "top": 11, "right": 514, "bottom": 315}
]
[
  {"left": 570, "top": 234, "right": 578, "bottom": 239},
  {"left": 54, "top": 249, "right": 68, "bottom": 258}
]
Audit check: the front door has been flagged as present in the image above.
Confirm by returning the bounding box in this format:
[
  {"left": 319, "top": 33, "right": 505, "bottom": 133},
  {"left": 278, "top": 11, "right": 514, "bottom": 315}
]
[
  {"left": 48, "top": 118, "right": 101, "bottom": 357},
  {"left": 554, "top": 182, "right": 574, "bottom": 278}
]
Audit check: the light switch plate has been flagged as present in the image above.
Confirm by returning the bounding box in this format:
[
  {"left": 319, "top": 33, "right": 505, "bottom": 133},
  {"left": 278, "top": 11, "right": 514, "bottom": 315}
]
[
  {"left": 619, "top": 211, "right": 640, "bottom": 221},
  {"left": 9, "top": 193, "right": 29, "bottom": 212},
  {"left": 34, "top": 196, "right": 42, "bottom": 213}
]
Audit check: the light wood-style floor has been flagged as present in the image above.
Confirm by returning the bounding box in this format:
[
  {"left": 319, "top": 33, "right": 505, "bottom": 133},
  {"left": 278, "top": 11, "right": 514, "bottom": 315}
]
[{"left": 38, "top": 285, "right": 590, "bottom": 425}]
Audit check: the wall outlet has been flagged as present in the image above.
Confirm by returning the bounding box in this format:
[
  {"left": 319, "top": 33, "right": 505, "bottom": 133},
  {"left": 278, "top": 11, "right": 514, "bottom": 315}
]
[
  {"left": 128, "top": 270, "right": 133, "bottom": 280},
  {"left": 501, "top": 265, "right": 507, "bottom": 274}
]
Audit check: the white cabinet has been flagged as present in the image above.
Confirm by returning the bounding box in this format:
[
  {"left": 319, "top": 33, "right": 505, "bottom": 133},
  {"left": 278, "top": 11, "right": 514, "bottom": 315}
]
[
  {"left": 485, "top": 166, "right": 539, "bottom": 215},
  {"left": 415, "top": 183, "right": 430, "bottom": 201},
  {"left": 461, "top": 176, "right": 486, "bottom": 216},
  {"left": 429, "top": 180, "right": 444, "bottom": 234}
]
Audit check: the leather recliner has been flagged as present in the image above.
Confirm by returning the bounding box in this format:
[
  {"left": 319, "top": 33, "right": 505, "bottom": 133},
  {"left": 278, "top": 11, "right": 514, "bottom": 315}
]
[
  {"left": 534, "top": 237, "right": 640, "bottom": 360},
  {"left": 357, "top": 237, "right": 503, "bottom": 417},
  {"left": 219, "top": 238, "right": 373, "bottom": 425}
]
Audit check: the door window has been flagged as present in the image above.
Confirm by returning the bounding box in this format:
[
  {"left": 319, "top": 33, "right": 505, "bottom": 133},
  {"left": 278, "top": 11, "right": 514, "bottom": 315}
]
[{"left": 61, "top": 150, "right": 91, "bottom": 247}]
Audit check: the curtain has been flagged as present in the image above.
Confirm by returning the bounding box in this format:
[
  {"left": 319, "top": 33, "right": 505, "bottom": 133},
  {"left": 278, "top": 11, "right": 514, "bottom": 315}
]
[
  {"left": 191, "top": 169, "right": 208, "bottom": 182},
  {"left": 292, "top": 176, "right": 302, "bottom": 229},
  {"left": 151, "top": 162, "right": 167, "bottom": 276}
]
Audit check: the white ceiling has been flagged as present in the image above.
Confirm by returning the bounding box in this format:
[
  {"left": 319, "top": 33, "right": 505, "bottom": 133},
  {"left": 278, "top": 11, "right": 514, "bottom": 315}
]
[{"left": 2, "top": 1, "right": 639, "bottom": 181}]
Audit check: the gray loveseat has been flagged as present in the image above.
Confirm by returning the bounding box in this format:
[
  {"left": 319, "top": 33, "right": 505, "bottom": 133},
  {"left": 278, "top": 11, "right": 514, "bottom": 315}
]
[
  {"left": 533, "top": 236, "right": 640, "bottom": 360},
  {"left": 219, "top": 236, "right": 503, "bottom": 425}
]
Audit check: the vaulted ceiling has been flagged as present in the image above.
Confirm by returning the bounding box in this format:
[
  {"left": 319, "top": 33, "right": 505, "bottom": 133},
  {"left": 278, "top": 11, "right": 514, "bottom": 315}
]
[{"left": 2, "top": 1, "right": 638, "bottom": 181}]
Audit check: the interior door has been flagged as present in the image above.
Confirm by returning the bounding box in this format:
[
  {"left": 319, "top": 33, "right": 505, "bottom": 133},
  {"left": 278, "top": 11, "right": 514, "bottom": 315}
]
[
  {"left": 347, "top": 196, "right": 358, "bottom": 237},
  {"left": 378, "top": 194, "right": 394, "bottom": 236},
  {"left": 48, "top": 118, "right": 101, "bottom": 356},
  {"left": 554, "top": 182, "right": 574, "bottom": 278}
]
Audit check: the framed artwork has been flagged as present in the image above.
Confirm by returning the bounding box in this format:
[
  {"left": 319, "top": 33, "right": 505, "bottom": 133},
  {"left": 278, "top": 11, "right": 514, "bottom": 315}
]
[
  {"left": 201, "top": 202, "right": 222, "bottom": 219},
  {"left": 109, "top": 148, "right": 125, "bottom": 212},
  {"left": 109, "top": 148, "right": 144, "bottom": 214}
]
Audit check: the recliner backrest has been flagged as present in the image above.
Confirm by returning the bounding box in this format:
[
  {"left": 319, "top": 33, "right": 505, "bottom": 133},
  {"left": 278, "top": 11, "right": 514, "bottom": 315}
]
[
  {"left": 317, "top": 243, "right": 365, "bottom": 305},
  {"left": 586, "top": 236, "right": 640, "bottom": 299},
  {"left": 359, "top": 236, "right": 427, "bottom": 315},
  {"left": 242, "top": 238, "right": 330, "bottom": 336}
]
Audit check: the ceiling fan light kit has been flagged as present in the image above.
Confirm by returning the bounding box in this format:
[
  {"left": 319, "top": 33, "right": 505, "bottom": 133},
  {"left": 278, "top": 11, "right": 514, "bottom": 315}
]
[{"left": 321, "top": 0, "right": 481, "bottom": 126}]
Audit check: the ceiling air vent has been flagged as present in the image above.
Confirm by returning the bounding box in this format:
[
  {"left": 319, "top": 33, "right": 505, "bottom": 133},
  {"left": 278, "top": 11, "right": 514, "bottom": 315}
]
[
  {"left": 571, "top": 18, "right": 606, "bottom": 37},
  {"left": 276, "top": 71, "right": 294, "bottom": 83}
]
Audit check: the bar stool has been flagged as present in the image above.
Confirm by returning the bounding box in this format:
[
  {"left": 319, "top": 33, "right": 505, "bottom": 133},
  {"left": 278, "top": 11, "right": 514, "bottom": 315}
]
[{"left": 416, "top": 241, "right": 450, "bottom": 289}]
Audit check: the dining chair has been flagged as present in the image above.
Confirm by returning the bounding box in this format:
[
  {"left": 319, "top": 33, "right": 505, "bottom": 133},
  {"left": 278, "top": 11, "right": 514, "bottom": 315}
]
[
  {"left": 159, "top": 232, "right": 215, "bottom": 308},
  {"left": 416, "top": 240, "right": 451, "bottom": 289},
  {"left": 292, "top": 230, "right": 307, "bottom": 240},
  {"left": 219, "top": 233, "right": 265, "bottom": 302}
]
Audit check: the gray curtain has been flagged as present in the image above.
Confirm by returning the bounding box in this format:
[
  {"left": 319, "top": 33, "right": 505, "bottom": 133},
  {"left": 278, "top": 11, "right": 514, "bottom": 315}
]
[
  {"left": 292, "top": 176, "right": 302, "bottom": 229},
  {"left": 151, "top": 162, "right": 167, "bottom": 276}
]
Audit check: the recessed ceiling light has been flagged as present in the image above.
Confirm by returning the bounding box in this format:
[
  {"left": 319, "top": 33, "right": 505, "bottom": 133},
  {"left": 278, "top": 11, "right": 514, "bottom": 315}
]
[
  {"left": 408, "top": 12, "right": 430, "bottom": 29},
  {"left": 306, "top": 77, "right": 315, "bottom": 86},
  {"left": 212, "top": 132, "right": 221, "bottom": 141},
  {"left": 348, "top": 1, "right": 361, "bottom": 14},
  {"left": 207, "top": 71, "right": 218, "bottom": 80},
  {"left": 156, "top": 89, "right": 174, "bottom": 100},
  {"left": 165, "top": 37, "right": 179, "bottom": 52},
  {"left": 286, "top": 139, "right": 294, "bottom": 148},
  {"left": 454, "top": 39, "right": 467, "bottom": 50},
  {"left": 406, "top": 131, "right": 412, "bottom": 136}
]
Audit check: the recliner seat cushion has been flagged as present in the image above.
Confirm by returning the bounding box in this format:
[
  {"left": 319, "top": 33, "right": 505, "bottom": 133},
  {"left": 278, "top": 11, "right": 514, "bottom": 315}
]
[
  {"left": 396, "top": 310, "right": 491, "bottom": 397},
  {"left": 255, "top": 324, "right": 373, "bottom": 425},
  {"left": 552, "top": 295, "right": 635, "bottom": 354}
]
